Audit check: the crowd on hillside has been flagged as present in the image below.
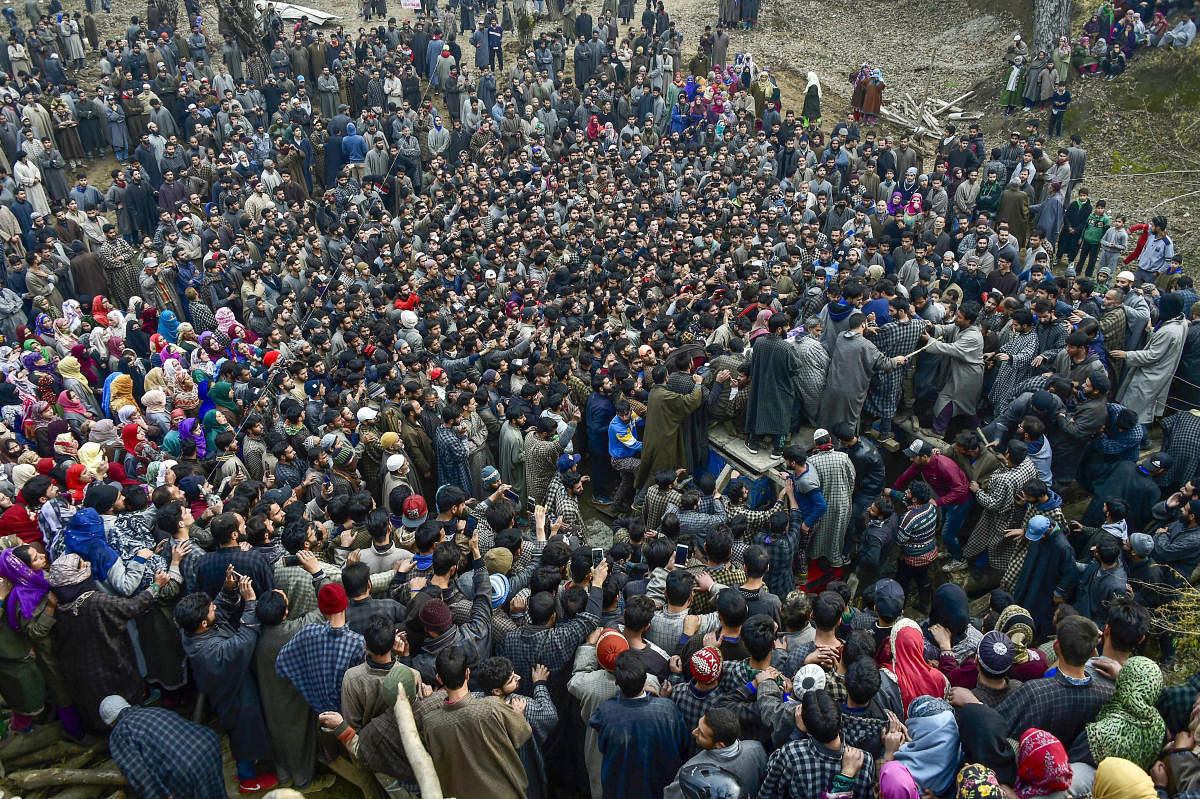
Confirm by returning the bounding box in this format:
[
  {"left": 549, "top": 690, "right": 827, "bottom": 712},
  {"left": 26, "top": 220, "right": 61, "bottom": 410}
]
[{"left": 0, "top": 0, "right": 1197, "bottom": 796}]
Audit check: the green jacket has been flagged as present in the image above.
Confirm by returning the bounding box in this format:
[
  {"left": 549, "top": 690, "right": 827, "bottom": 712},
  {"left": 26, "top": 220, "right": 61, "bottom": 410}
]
[{"left": 1083, "top": 212, "right": 1110, "bottom": 244}]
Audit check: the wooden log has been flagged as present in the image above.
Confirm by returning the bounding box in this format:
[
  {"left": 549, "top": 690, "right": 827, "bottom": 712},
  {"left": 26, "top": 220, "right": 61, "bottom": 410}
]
[
  {"left": 946, "top": 111, "right": 984, "bottom": 120},
  {"left": 395, "top": 686, "right": 442, "bottom": 799},
  {"left": 42, "top": 787, "right": 104, "bottom": 799},
  {"left": 7, "top": 741, "right": 87, "bottom": 769},
  {"left": 929, "top": 90, "right": 974, "bottom": 114},
  {"left": 7, "top": 769, "right": 126, "bottom": 790},
  {"left": 0, "top": 724, "right": 62, "bottom": 761}
]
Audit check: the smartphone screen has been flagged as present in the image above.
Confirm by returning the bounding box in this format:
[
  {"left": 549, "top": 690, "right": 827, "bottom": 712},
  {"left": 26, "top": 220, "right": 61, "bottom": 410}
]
[
  {"left": 675, "top": 544, "right": 689, "bottom": 566},
  {"left": 591, "top": 547, "right": 604, "bottom": 569},
  {"left": 504, "top": 488, "right": 520, "bottom": 503}
]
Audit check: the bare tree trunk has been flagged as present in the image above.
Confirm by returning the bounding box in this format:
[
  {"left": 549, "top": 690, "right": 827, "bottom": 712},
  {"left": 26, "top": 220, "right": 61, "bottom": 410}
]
[
  {"left": 155, "top": 0, "right": 179, "bottom": 32},
  {"left": 215, "top": 0, "right": 260, "bottom": 53},
  {"left": 1033, "top": 0, "right": 1071, "bottom": 54}
]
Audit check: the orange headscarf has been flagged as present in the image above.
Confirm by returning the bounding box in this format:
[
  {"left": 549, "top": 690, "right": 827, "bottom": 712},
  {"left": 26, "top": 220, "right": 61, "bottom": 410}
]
[{"left": 890, "top": 620, "right": 949, "bottom": 715}]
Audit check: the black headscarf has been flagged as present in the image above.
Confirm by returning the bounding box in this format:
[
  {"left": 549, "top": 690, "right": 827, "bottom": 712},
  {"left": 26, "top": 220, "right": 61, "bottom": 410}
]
[
  {"left": 927, "top": 582, "right": 972, "bottom": 643},
  {"left": 957, "top": 703, "right": 1018, "bottom": 785}
]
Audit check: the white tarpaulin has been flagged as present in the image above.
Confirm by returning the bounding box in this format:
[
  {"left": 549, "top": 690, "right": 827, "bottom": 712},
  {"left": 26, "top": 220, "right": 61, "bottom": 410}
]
[{"left": 253, "top": 0, "right": 340, "bottom": 24}]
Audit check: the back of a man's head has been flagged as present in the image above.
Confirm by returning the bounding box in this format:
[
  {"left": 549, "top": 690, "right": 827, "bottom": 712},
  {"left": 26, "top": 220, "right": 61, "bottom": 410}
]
[
  {"left": 1056, "top": 614, "right": 1101, "bottom": 667},
  {"left": 613, "top": 649, "right": 648, "bottom": 698},
  {"left": 800, "top": 689, "right": 841, "bottom": 744}
]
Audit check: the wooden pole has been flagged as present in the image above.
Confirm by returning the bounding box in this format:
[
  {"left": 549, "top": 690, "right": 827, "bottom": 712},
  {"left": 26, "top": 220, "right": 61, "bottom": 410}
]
[{"left": 395, "top": 685, "right": 446, "bottom": 799}]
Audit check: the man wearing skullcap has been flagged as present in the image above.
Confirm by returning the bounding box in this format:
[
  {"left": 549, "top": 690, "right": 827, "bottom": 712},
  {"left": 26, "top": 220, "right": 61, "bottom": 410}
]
[
  {"left": 101, "top": 695, "right": 227, "bottom": 799},
  {"left": 569, "top": 624, "right": 662, "bottom": 799},
  {"left": 409, "top": 529, "right": 493, "bottom": 685}
]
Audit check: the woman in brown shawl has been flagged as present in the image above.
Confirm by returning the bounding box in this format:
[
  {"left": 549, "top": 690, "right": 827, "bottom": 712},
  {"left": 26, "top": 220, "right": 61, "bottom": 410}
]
[{"left": 46, "top": 553, "right": 170, "bottom": 732}]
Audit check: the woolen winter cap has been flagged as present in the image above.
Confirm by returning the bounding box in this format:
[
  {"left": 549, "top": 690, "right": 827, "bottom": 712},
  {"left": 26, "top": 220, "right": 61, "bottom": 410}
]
[
  {"left": 83, "top": 482, "right": 119, "bottom": 514},
  {"left": 1031, "top": 390, "right": 1056, "bottom": 412},
  {"left": 1129, "top": 533, "right": 1155, "bottom": 557},
  {"left": 484, "top": 547, "right": 513, "bottom": 575},
  {"left": 317, "top": 584, "right": 349, "bottom": 615},
  {"left": 596, "top": 629, "right": 630, "bottom": 671},
  {"left": 489, "top": 573, "right": 510, "bottom": 608},
  {"left": 99, "top": 695, "right": 131, "bottom": 726},
  {"left": 690, "top": 646, "right": 723, "bottom": 682},
  {"left": 977, "top": 631, "right": 1015, "bottom": 677},
  {"left": 380, "top": 432, "right": 400, "bottom": 450},
  {"left": 386, "top": 453, "right": 406, "bottom": 472},
  {"left": 481, "top": 465, "right": 500, "bottom": 485},
  {"left": 419, "top": 599, "right": 454, "bottom": 635}
]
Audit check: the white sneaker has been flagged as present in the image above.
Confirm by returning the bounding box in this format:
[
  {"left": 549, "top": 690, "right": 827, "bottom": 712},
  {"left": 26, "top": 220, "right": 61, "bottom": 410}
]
[{"left": 943, "top": 559, "right": 968, "bottom": 573}]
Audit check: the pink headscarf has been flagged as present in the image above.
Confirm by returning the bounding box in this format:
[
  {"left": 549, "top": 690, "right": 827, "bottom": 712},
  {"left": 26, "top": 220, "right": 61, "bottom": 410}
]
[{"left": 879, "top": 762, "right": 920, "bottom": 799}]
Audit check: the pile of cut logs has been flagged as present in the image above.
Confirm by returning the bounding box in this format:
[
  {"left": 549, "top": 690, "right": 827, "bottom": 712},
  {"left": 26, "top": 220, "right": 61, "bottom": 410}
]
[{"left": 878, "top": 91, "right": 983, "bottom": 136}]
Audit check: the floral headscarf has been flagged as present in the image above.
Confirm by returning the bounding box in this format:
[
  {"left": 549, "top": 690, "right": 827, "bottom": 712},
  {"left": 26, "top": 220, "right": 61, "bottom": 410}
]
[
  {"left": 956, "top": 764, "right": 1003, "bottom": 799},
  {"left": 34, "top": 313, "right": 53, "bottom": 339},
  {"left": 62, "top": 299, "right": 83, "bottom": 331},
  {"left": 1015, "top": 728, "right": 1072, "bottom": 799},
  {"left": 214, "top": 306, "right": 238, "bottom": 337}
]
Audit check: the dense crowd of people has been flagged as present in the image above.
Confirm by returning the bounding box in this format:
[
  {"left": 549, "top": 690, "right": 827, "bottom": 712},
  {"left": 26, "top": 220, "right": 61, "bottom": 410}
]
[{"left": 0, "top": 0, "right": 1196, "bottom": 795}]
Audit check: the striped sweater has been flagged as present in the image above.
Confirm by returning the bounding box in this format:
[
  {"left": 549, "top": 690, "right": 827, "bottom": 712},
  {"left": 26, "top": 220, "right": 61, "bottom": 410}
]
[{"left": 896, "top": 501, "right": 940, "bottom": 565}]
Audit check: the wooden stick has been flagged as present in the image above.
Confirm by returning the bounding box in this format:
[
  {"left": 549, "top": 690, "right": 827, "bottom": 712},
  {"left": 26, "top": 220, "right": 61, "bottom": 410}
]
[
  {"left": 907, "top": 338, "right": 939, "bottom": 357},
  {"left": 7, "top": 769, "right": 127, "bottom": 790}
]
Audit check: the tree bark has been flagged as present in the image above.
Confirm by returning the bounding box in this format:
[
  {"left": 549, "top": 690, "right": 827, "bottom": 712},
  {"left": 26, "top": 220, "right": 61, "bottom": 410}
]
[
  {"left": 215, "top": 0, "right": 260, "bottom": 53},
  {"left": 1033, "top": 0, "right": 1072, "bottom": 54},
  {"left": 8, "top": 768, "right": 128, "bottom": 789}
]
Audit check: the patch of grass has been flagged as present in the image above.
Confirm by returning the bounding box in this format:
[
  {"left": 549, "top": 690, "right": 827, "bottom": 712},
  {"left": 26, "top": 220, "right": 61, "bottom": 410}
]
[{"left": 1110, "top": 149, "right": 1153, "bottom": 174}]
